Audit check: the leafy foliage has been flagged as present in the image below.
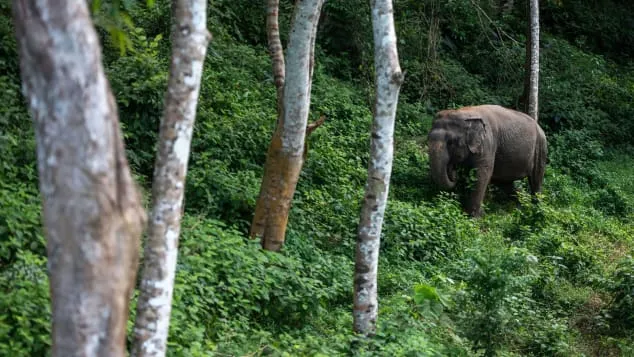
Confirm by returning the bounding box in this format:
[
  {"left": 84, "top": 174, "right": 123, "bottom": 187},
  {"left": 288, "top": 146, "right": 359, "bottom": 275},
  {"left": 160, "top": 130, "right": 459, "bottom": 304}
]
[
  {"left": 0, "top": 251, "right": 50, "bottom": 356},
  {"left": 381, "top": 194, "right": 476, "bottom": 263},
  {"left": 605, "top": 256, "right": 634, "bottom": 331},
  {"left": 2, "top": 0, "right": 634, "bottom": 355}
]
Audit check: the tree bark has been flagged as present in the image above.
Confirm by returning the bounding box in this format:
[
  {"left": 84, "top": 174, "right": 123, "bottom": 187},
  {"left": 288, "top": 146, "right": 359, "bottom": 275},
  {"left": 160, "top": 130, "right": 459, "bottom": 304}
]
[
  {"left": 523, "top": 0, "right": 539, "bottom": 120},
  {"left": 12, "top": 1, "right": 146, "bottom": 356},
  {"left": 268, "top": 0, "right": 285, "bottom": 107},
  {"left": 250, "top": 0, "right": 325, "bottom": 251},
  {"left": 131, "top": 0, "right": 211, "bottom": 356},
  {"left": 353, "top": 0, "right": 404, "bottom": 336},
  {"left": 251, "top": 0, "right": 286, "bottom": 239}
]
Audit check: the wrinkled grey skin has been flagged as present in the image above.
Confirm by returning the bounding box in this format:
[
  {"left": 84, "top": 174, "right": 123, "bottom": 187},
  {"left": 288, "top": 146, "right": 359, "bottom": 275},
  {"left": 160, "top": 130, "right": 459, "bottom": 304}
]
[{"left": 427, "top": 104, "right": 548, "bottom": 217}]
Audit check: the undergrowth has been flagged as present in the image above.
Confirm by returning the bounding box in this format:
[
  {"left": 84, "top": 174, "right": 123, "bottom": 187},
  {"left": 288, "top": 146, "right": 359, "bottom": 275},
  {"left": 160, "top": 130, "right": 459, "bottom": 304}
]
[{"left": 2, "top": 0, "right": 634, "bottom": 356}]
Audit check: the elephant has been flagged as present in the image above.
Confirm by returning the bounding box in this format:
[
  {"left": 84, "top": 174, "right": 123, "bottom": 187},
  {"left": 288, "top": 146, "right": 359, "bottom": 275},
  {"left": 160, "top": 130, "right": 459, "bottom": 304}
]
[{"left": 427, "top": 104, "right": 548, "bottom": 217}]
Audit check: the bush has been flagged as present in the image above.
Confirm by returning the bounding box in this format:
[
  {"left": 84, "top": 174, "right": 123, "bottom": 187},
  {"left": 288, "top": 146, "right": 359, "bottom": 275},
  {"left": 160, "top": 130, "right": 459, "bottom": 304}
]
[
  {"left": 390, "top": 137, "right": 437, "bottom": 203},
  {"left": 107, "top": 28, "right": 168, "bottom": 179},
  {"left": 591, "top": 186, "right": 632, "bottom": 218},
  {"left": 451, "top": 242, "right": 540, "bottom": 356},
  {"left": 2, "top": 1, "right": 634, "bottom": 355},
  {"left": 0, "top": 251, "right": 51, "bottom": 356},
  {"left": 549, "top": 129, "right": 605, "bottom": 185},
  {"left": 0, "top": 182, "right": 44, "bottom": 267},
  {"left": 605, "top": 256, "right": 634, "bottom": 332},
  {"left": 381, "top": 193, "right": 477, "bottom": 263},
  {"left": 548, "top": 130, "right": 633, "bottom": 217},
  {"left": 450, "top": 238, "right": 580, "bottom": 356},
  {"left": 166, "top": 217, "right": 353, "bottom": 355}
]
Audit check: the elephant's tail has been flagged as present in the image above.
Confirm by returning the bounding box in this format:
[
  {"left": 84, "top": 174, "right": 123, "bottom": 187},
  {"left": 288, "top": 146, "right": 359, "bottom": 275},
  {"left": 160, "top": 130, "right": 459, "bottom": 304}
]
[{"left": 530, "top": 129, "right": 548, "bottom": 193}]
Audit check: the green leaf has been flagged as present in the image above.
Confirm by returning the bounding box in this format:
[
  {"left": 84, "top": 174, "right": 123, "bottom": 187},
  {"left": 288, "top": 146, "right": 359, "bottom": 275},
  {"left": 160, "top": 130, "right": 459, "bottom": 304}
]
[
  {"left": 413, "top": 283, "right": 440, "bottom": 304},
  {"left": 90, "top": 0, "right": 102, "bottom": 14}
]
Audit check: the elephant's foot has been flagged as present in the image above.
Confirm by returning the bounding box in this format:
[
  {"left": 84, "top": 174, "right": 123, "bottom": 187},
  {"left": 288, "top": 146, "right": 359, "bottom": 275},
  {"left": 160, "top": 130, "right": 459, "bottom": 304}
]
[
  {"left": 498, "top": 182, "right": 519, "bottom": 202},
  {"left": 466, "top": 205, "right": 484, "bottom": 218},
  {"left": 530, "top": 194, "right": 540, "bottom": 205}
]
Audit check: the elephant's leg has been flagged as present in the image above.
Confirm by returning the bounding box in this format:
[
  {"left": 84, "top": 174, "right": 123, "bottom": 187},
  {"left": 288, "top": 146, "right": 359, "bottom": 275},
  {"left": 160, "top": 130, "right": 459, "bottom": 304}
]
[
  {"left": 498, "top": 182, "right": 518, "bottom": 200},
  {"left": 528, "top": 175, "right": 543, "bottom": 204},
  {"left": 467, "top": 166, "right": 493, "bottom": 217},
  {"left": 529, "top": 162, "right": 545, "bottom": 204}
]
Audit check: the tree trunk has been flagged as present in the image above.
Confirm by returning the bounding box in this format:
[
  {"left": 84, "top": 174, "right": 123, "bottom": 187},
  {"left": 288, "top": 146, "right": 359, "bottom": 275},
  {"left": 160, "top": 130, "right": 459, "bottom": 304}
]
[
  {"left": 131, "top": 0, "right": 211, "bottom": 356},
  {"left": 523, "top": 0, "right": 539, "bottom": 120},
  {"left": 250, "top": 0, "right": 286, "bottom": 239},
  {"left": 353, "top": 0, "right": 404, "bottom": 336},
  {"left": 250, "top": 0, "right": 325, "bottom": 251},
  {"left": 268, "top": 0, "right": 285, "bottom": 110},
  {"left": 12, "top": 1, "right": 146, "bottom": 356}
]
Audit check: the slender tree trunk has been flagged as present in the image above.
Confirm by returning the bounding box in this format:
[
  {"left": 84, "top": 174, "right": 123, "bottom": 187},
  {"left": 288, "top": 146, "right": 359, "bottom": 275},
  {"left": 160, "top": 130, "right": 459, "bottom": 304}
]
[
  {"left": 131, "top": 1, "right": 211, "bottom": 356},
  {"left": 251, "top": 0, "right": 286, "bottom": 238},
  {"left": 353, "top": 0, "right": 404, "bottom": 336},
  {"left": 250, "top": 0, "right": 325, "bottom": 251},
  {"left": 12, "top": 1, "right": 146, "bottom": 356},
  {"left": 268, "top": 0, "right": 286, "bottom": 112},
  {"left": 523, "top": 0, "right": 539, "bottom": 120}
]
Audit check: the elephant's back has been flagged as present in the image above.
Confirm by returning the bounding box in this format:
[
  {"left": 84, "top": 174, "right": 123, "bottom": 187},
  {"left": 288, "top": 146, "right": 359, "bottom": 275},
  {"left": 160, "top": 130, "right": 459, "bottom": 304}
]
[{"left": 489, "top": 107, "right": 541, "bottom": 181}]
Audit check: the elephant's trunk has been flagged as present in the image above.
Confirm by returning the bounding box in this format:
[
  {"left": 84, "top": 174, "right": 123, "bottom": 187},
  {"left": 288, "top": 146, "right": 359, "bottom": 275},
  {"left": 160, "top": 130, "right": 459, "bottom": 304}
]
[{"left": 429, "top": 140, "right": 457, "bottom": 189}]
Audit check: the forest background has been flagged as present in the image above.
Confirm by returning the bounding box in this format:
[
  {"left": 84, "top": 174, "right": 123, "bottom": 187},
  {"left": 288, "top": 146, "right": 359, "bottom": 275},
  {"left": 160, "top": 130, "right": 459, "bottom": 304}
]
[{"left": 2, "top": 0, "right": 634, "bottom": 355}]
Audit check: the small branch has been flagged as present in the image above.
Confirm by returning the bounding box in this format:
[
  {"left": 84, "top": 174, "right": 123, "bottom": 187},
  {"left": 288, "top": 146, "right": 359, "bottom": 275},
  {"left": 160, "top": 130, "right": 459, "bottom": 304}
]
[
  {"left": 303, "top": 114, "right": 326, "bottom": 160},
  {"left": 306, "top": 114, "right": 326, "bottom": 137},
  {"left": 469, "top": 0, "right": 519, "bottom": 45}
]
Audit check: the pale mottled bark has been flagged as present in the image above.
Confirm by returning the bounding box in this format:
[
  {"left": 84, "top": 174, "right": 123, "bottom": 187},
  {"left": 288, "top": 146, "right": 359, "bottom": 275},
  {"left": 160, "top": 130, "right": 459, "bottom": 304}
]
[
  {"left": 353, "top": 0, "right": 404, "bottom": 336},
  {"left": 12, "top": 1, "right": 146, "bottom": 356},
  {"left": 279, "top": 0, "right": 324, "bottom": 153},
  {"left": 131, "top": 0, "right": 210, "bottom": 356},
  {"left": 527, "top": 0, "right": 539, "bottom": 120},
  {"left": 250, "top": 0, "right": 325, "bottom": 251}
]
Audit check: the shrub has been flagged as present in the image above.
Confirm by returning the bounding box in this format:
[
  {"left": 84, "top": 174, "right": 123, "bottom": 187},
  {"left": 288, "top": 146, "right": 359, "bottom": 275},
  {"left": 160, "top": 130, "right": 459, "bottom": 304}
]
[
  {"left": 548, "top": 129, "right": 605, "bottom": 185},
  {"left": 0, "top": 182, "right": 44, "bottom": 267},
  {"left": 390, "top": 138, "right": 437, "bottom": 203},
  {"left": 381, "top": 193, "right": 477, "bottom": 263},
  {"left": 591, "top": 186, "right": 632, "bottom": 218},
  {"left": 107, "top": 28, "right": 168, "bottom": 179},
  {"left": 166, "top": 217, "right": 353, "bottom": 354},
  {"left": 450, "top": 241, "right": 569, "bottom": 356},
  {"left": 605, "top": 256, "right": 634, "bottom": 332},
  {"left": 0, "top": 251, "right": 51, "bottom": 356}
]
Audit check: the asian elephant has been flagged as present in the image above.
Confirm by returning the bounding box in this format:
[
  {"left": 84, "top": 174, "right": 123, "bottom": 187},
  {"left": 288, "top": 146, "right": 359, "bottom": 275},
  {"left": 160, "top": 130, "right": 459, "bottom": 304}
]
[{"left": 427, "top": 104, "right": 548, "bottom": 217}]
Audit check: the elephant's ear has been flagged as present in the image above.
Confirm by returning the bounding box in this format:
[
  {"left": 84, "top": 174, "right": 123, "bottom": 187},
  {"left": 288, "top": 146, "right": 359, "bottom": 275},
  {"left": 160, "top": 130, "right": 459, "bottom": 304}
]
[{"left": 466, "top": 118, "right": 486, "bottom": 154}]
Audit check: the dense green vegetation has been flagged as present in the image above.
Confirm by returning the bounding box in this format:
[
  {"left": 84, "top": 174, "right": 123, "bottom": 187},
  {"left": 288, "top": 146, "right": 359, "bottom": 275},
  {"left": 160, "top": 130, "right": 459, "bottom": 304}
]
[{"left": 2, "top": 0, "right": 634, "bottom": 355}]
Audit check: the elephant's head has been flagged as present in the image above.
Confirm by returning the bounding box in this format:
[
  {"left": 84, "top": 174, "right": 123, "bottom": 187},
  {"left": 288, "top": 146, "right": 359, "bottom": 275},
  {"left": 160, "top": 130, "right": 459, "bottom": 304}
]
[{"left": 427, "top": 113, "right": 486, "bottom": 189}]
